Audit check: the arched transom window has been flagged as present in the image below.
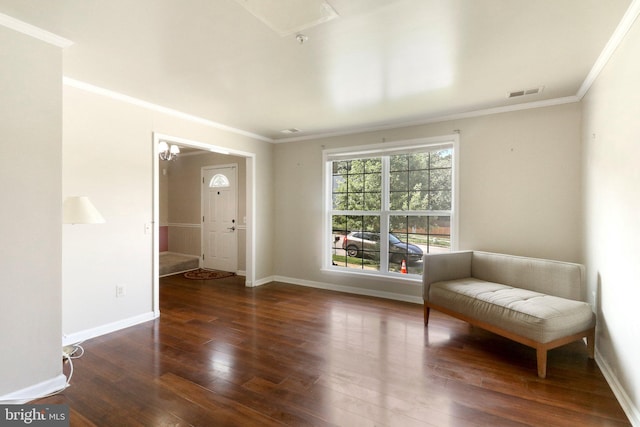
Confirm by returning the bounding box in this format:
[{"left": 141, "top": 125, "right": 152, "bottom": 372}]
[{"left": 209, "top": 173, "right": 230, "bottom": 188}]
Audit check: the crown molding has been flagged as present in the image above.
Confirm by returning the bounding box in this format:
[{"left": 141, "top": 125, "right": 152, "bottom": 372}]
[
  {"left": 576, "top": 0, "right": 640, "bottom": 99},
  {"left": 0, "top": 12, "right": 73, "bottom": 48},
  {"left": 274, "top": 96, "right": 581, "bottom": 143},
  {"left": 63, "top": 77, "right": 272, "bottom": 142}
]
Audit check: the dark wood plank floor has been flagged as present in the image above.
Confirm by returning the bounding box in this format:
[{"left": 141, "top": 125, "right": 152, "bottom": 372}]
[{"left": 38, "top": 274, "right": 630, "bottom": 426}]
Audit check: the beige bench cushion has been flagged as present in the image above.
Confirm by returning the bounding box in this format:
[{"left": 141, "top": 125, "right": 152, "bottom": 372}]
[{"left": 429, "top": 278, "right": 596, "bottom": 343}]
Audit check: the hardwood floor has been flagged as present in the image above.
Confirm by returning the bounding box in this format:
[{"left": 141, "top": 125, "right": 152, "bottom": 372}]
[{"left": 38, "top": 274, "right": 630, "bottom": 426}]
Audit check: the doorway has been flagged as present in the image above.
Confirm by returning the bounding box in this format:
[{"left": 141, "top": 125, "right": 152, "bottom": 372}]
[{"left": 152, "top": 132, "right": 255, "bottom": 316}]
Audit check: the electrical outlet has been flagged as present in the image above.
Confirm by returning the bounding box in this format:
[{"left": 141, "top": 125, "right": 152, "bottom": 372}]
[{"left": 116, "top": 284, "right": 126, "bottom": 298}]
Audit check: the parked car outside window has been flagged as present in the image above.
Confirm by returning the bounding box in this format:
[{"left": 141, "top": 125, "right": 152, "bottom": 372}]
[{"left": 342, "top": 231, "right": 423, "bottom": 264}]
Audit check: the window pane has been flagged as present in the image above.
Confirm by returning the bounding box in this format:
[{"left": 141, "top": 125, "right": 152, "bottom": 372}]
[
  {"left": 389, "top": 215, "right": 408, "bottom": 235},
  {"left": 429, "top": 191, "right": 451, "bottom": 210},
  {"left": 428, "top": 216, "right": 451, "bottom": 253},
  {"left": 332, "top": 174, "right": 346, "bottom": 191},
  {"left": 363, "top": 191, "right": 381, "bottom": 210},
  {"left": 430, "top": 149, "right": 453, "bottom": 168},
  {"left": 409, "top": 170, "right": 428, "bottom": 189},
  {"left": 409, "top": 152, "right": 429, "bottom": 170},
  {"left": 389, "top": 190, "right": 407, "bottom": 210},
  {"left": 332, "top": 165, "right": 348, "bottom": 210},
  {"left": 389, "top": 170, "right": 408, "bottom": 191},
  {"left": 408, "top": 190, "right": 428, "bottom": 210},
  {"left": 390, "top": 155, "right": 408, "bottom": 172},
  {"left": 349, "top": 173, "right": 364, "bottom": 192},
  {"left": 348, "top": 192, "right": 364, "bottom": 210},
  {"left": 366, "top": 159, "right": 382, "bottom": 173},
  {"left": 332, "top": 192, "right": 347, "bottom": 210},
  {"left": 429, "top": 169, "right": 451, "bottom": 190},
  {"left": 333, "top": 160, "right": 350, "bottom": 174},
  {"left": 331, "top": 215, "right": 348, "bottom": 235},
  {"left": 332, "top": 158, "right": 383, "bottom": 211},
  {"left": 387, "top": 214, "right": 452, "bottom": 273},
  {"left": 364, "top": 172, "right": 381, "bottom": 192},
  {"left": 331, "top": 215, "right": 381, "bottom": 272},
  {"left": 388, "top": 215, "right": 426, "bottom": 275}
]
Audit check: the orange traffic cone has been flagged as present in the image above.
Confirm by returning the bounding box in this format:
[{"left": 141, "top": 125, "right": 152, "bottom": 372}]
[{"left": 401, "top": 259, "right": 407, "bottom": 274}]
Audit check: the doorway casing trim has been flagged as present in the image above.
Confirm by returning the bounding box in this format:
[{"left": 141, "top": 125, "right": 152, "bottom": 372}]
[{"left": 152, "top": 132, "right": 256, "bottom": 317}]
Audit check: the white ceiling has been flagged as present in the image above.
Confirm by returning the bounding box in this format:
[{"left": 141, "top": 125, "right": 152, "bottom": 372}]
[{"left": 0, "top": 0, "right": 633, "bottom": 141}]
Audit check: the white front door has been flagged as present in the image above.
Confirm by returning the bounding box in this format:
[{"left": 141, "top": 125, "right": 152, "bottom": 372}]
[{"left": 202, "top": 165, "right": 238, "bottom": 272}]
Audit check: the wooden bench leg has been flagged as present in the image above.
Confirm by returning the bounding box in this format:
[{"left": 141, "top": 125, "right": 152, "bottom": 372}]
[
  {"left": 536, "top": 348, "right": 547, "bottom": 379},
  {"left": 586, "top": 328, "right": 595, "bottom": 359},
  {"left": 424, "top": 303, "right": 430, "bottom": 326}
]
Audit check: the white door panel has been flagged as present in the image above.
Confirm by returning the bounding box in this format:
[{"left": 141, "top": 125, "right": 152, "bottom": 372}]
[{"left": 202, "top": 165, "right": 237, "bottom": 272}]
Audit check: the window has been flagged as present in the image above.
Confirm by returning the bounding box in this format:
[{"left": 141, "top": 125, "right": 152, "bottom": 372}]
[
  {"left": 209, "top": 173, "right": 230, "bottom": 188},
  {"left": 325, "top": 136, "right": 457, "bottom": 277}
]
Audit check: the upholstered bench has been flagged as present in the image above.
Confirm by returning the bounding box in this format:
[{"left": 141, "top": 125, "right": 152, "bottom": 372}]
[{"left": 422, "top": 251, "right": 596, "bottom": 378}]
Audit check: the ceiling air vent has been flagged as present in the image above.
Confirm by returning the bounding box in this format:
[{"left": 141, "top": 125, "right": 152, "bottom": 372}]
[
  {"left": 280, "top": 128, "right": 301, "bottom": 134},
  {"left": 507, "top": 86, "right": 544, "bottom": 99}
]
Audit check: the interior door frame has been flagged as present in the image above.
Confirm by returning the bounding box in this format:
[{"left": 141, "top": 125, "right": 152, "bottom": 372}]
[
  {"left": 201, "top": 163, "right": 238, "bottom": 272},
  {"left": 152, "top": 132, "right": 256, "bottom": 317}
]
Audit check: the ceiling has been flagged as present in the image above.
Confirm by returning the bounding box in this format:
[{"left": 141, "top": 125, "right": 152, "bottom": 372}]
[{"left": 0, "top": 0, "right": 633, "bottom": 142}]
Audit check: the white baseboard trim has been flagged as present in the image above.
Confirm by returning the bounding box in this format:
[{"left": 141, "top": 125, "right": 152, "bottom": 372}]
[
  {"left": 62, "top": 311, "right": 158, "bottom": 346},
  {"left": 251, "top": 275, "right": 275, "bottom": 287},
  {"left": 0, "top": 374, "right": 67, "bottom": 404},
  {"left": 595, "top": 349, "right": 640, "bottom": 426},
  {"left": 272, "top": 275, "right": 423, "bottom": 304},
  {"left": 161, "top": 251, "right": 199, "bottom": 257}
]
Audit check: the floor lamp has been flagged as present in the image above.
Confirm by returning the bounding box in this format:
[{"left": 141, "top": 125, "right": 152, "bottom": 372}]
[
  {"left": 62, "top": 196, "right": 104, "bottom": 358},
  {"left": 63, "top": 196, "right": 105, "bottom": 225}
]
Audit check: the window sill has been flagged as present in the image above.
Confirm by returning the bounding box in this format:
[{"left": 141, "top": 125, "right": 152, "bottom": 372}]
[{"left": 321, "top": 265, "right": 423, "bottom": 285}]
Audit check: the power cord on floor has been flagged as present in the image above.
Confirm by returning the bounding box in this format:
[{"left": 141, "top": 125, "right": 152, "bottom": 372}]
[
  {"left": 60, "top": 342, "right": 85, "bottom": 390},
  {"left": 0, "top": 343, "right": 84, "bottom": 404}
]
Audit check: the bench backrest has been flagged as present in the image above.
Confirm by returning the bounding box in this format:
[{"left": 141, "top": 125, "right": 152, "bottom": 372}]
[
  {"left": 471, "top": 251, "right": 585, "bottom": 301},
  {"left": 423, "top": 251, "right": 586, "bottom": 302}
]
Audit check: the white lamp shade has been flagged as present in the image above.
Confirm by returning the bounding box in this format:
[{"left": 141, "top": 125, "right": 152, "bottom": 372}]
[
  {"left": 158, "top": 140, "right": 169, "bottom": 152},
  {"left": 63, "top": 196, "right": 106, "bottom": 224}
]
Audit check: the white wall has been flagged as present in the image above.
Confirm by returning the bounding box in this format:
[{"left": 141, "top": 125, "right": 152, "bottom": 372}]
[
  {"left": 62, "top": 85, "right": 274, "bottom": 340},
  {"left": 582, "top": 14, "right": 640, "bottom": 424},
  {"left": 63, "top": 87, "right": 155, "bottom": 336},
  {"left": 0, "top": 27, "right": 64, "bottom": 396},
  {"left": 273, "top": 103, "right": 583, "bottom": 300}
]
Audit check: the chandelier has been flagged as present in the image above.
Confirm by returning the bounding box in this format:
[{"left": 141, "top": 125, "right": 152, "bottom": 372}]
[{"left": 158, "top": 141, "right": 180, "bottom": 161}]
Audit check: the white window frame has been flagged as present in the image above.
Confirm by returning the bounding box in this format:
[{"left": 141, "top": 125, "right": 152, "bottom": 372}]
[{"left": 322, "top": 135, "right": 459, "bottom": 280}]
